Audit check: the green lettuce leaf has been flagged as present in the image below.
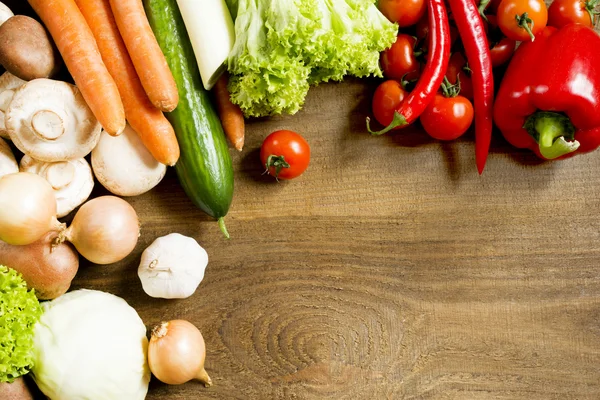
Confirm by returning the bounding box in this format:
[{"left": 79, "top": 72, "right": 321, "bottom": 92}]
[
  {"left": 225, "top": 0, "right": 397, "bottom": 117},
  {"left": 0, "top": 265, "right": 42, "bottom": 383}
]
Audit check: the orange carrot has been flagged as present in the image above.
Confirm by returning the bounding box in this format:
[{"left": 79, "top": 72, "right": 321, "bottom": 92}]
[
  {"left": 109, "top": 0, "right": 179, "bottom": 112},
  {"left": 75, "top": 0, "right": 180, "bottom": 166},
  {"left": 28, "top": 0, "right": 125, "bottom": 136},
  {"left": 213, "top": 73, "right": 245, "bottom": 152}
]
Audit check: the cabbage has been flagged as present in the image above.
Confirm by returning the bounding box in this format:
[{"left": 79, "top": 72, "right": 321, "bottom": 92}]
[
  {"left": 0, "top": 265, "right": 42, "bottom": 383},
  {"left": 225, "top": 0, "right": 397, "bottom": 117},
  {"left": 31, "top": 290, "right": 150, "bottom": 400}
]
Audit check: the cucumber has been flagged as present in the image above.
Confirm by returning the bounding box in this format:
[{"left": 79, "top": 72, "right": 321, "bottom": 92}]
[{"left": 144, "top": 0, "right": 234, "bottom": 237}]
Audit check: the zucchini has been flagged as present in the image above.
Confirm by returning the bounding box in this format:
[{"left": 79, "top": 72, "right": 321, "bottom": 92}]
[{"left": 144, "top": 0, "right": 234, "bottom": 237}]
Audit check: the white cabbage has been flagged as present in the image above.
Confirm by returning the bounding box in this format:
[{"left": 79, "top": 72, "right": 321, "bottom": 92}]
[{"left": 31, "top": 289, "right": 150, "bottom": 400}]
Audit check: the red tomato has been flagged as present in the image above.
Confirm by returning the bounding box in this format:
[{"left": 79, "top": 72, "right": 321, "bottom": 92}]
[
  {"left": 497, "top": 0, "right": 548, "bottom": 41},
  {"left": 378, "top": 0, "right": 427, "bottom": 27},
  {"left": 371, "top": 80, "right": 408, "bottom": 127},
  {"left": 548, "top": 0, "right": 594, "bottom": 27},
  {"left": 380, "top": 34, "right": 420, "bottom": 81},
  {"left": 490, "top": 37, "right": 517, "bottom": 67},
  {"left": 260, "top": 130, "right": 310, "bottom": 180},
  {"left": 420, "top": 94, "right": 474, "bottom": 141},
  {"left": 486, "top": 15, "right": 516, "bottom": 68},
  {"left": 445, "top": 52, "right": 473, "bottom": 100}
]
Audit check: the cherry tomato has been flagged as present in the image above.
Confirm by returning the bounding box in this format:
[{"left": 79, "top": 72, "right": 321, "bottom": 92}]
[
  {"left": 371, "top": 80, "right": 408, "bottom": 128},
  {"left": 378, "top": 0, "right": 427, "bottom": 27},
  {"left": 260, "top": 130, "right": 310, "bottom": 180},
  {"left": 548, "top": 0, "right": 594, "bottom": 27},
  {"left": 380, "top": 34, "right": 421, "bottom": 81},
  {"left": 420, "top": 94, "right": 474, "bottom": 141},
  {"left": 486, "top": 15, "right": 516, "bottom": 68},
  {"left": 445, "top": 52, "right": 473, "bottom": 100},
  {"left": 497, "top": 0, "right": 548, "bottom": 41}
]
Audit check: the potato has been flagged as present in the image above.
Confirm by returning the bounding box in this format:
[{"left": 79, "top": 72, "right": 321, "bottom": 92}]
[
  {"left": 0, "top": 230, "right": 79, "bottom": 300},
  {"left": 0, "top": 15, "right": 59, "bottom": 81},
  {"left": 0, "top": 377, "right": 34, "bottom": 400}
]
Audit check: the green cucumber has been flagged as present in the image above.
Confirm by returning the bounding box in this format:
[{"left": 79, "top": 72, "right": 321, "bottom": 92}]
[{"left": 144, "top": 0, "right": 234, "bottom": 237}]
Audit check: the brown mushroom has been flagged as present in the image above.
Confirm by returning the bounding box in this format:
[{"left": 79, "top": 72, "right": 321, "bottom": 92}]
[
  {"left": 20, "top": 155, "right": 94, "bottom": 217},
  {"left": 0, "top": 15, "right": 59, "bottom": 81},
  {"left": 0, "top": 71, "right": 25, "bottom": 138},
  {"left": 6, "top": 79, "right": 101, "bottom": 162}
]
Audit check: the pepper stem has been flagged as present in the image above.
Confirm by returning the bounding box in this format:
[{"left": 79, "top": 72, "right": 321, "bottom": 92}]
[
  {"left": 523, "top": 111, "right": 580, "bottom": 159},
  {"left": 367, "top": 111, "right": 408, "bottom": 136},
  {"left": 516, "top": 12, "right": 536, "bottom": 41},
  {"left": 478, "top": 0, "right": 490, "bottom": 20}
]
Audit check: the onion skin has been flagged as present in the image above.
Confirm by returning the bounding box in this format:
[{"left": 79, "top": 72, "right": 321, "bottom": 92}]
[
  {"left": 65, "top": 196, "right": 139, "bottom": 265},
  {"left": 0, "top": 172, "right": 60, "bottom": 245},
  {"left": 148, "top": 320, "right": 212, "bottom": 386},
  {"left": 0, "top": 231, "right": 79, "bottom": 300}
]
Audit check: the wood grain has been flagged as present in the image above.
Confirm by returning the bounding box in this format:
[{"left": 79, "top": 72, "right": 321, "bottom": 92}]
[{"left": 3, "top": 1, "right": 600, "bottom": 399}]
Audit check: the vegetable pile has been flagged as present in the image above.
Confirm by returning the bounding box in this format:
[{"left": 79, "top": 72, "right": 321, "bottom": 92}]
[
  {"left": 368, "top": 0, "right": 600, "bottom": 172},
  {"left": 224, "top": 0, "right": 398, "bottom": 117},
  {"left": 0, "top": 0, "right": 599, "bottom": 397}
]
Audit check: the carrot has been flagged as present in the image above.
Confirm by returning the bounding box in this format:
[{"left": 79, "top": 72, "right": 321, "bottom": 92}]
[
  {"left": 213, "top": 73, "right": 245, "bottom": 152},
  {"left": 75, "top": 0, "right": 180, "bottom": 166},
  {"left": 109, "top": 0, "right": 179, "bottom": 112},
  {"left": 27, "top": 0, "right": 125, "bottom": 136}
]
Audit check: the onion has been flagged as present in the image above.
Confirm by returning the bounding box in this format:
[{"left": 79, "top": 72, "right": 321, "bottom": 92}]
[
  {"left": 58, "top": 195, "right": 140, "bottom": 265},
  {"left": 0, "top": 172, "right": 63, "bottom": 245},
  {"left": 148, "top": 320, "right": 212, "bottom": 387}
]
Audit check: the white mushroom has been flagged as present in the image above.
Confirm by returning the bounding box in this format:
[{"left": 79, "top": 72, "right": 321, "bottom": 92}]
[
  {"left": 92, "top": 123, "right": 167, "bottom": 197},
  {"left": 20, "top": 155, "right": 94, "bottom": 218},
  {"left": 0, "top": 137, "right": 17, "bottom": 177},
  {"left": 0, "top": 72, "right": 25, "bottom": 139},
  {"left": 6, "top": 78, "right": 101, "bottom": 161},
  {"left": 0, "top": 2, "right": 13, "bottom": 27},
  {"left": 138, "top": 233, "right": 208, "bottom": 299}
]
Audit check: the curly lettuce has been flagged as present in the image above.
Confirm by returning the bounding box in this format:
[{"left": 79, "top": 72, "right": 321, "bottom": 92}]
[
  {"left": 226, "top": 0, "right": 397, "bottom": 117},
  {"left": 0, "top": 265, "right": 42, "bottom": 383}
]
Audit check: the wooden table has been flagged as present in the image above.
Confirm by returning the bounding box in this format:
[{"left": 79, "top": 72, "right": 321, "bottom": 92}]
[{"left": 5, "top": 1, "right": 600, "bottom": 399}]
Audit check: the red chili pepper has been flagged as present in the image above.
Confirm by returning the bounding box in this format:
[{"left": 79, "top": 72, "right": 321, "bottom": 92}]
[
  {"left": 367, "top": 0, "right": 450, "bottom": 135},
  {"left": 494, "top": 24, "right": 600, "bottom": 160},
  {"left": 448, "top": 0, "right": 494, "bottom": 174}
]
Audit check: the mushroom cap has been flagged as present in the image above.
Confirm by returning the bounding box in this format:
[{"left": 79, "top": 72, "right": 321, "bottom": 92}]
[
  {"left": 92, "top": 124, "right": 167, "bottom": 197},
  {"left": 6, "top": 78, "right": 101, "bottom": 162},
  {"left": 138, "top": 233, "right": 208, "bottom": 299},
  {"left": 0, "top": 2, "right": 13, "bottom": 26},
  {"left": 20, "top": 155, "right": 94, "bottom": 218},
  {"left": 0, "top": 72, "right": 25, "bottom": 139},
  {"left": 0, "top": 137, "right": 17, "bottom": 178}
]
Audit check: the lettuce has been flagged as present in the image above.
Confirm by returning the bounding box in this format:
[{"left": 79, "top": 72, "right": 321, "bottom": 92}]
[
  {"left": 0, "top": 265, "right": 42, "bottom": 383},
  {"left": 226, "top": 0, "right": 397, "bottom": 117}
]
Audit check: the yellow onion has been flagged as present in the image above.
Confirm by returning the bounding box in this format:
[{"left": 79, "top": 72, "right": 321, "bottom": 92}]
[
  {"left": 0, "top": 172, "right": 63, "bottom": 245},
  {"left": 148, "top": 320, "right": 212, "bottom": 386},
  {"left": 58, "top": 196, "right": 139, "bottom": 264}
]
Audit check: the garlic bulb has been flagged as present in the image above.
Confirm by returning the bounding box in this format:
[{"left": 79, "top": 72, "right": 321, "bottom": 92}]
[{"left": 138, "top": 233, "right": 208, "bottom": 299}]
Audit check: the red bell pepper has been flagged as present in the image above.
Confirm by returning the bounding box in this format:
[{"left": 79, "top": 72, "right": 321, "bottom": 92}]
[{"left": 494, "top": 24, "right": 600, "bottom": 160}]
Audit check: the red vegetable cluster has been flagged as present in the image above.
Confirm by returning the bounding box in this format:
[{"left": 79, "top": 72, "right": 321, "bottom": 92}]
[{"left": 369, "top": 0, "right": 600, "bottom": 171}]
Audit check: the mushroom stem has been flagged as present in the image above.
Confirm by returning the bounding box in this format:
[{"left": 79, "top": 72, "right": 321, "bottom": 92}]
[
  {"left": 45, "top": 162, "right": 75, "bottom": 190},
  {"left": 0, "top": 89, "right": 13, "bottom": 112},
  {"left": 31, "top": 109, "right": 65, "bottom": 140}
]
